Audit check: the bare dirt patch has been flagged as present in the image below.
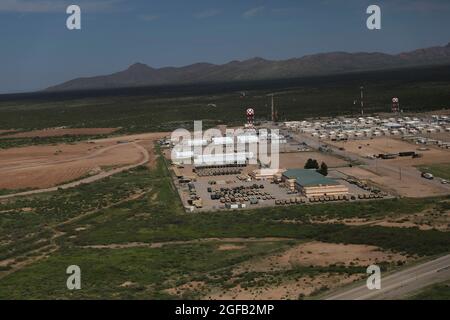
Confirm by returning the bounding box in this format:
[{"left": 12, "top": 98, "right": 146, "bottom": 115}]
[
  {"left": 0, "top": 143, "right": 143, "bottom": 189},
  {"left": 336, "top": 166, "right": 447, "bottom": 198},
  {"left": 374, "top": 209, "right": 450, "bottom": 231},
  {"left": 0, "top": 132, "right": 167, "bottom": 190},
  {"left": 329, "top": 137, "right": 450, "bottom": 166},
  {"left": 119, "top": 281, "right": 139, "bottom": 288},
  {"left": 307, "top": 198, "right": 448, "bottom": 231},
  {"left": 165, "top": 281, "right": 206, "bottom": 297},
  {"left": 202, "top": 241, "right": 411, "bottom": 300},
  {"left": 308, "top": 217, "right": 374, "bottom": 226},
  {"left": 81, "top": 238, "right": 291, "bottom": 250},
  {"left": 218, "top": 244, "right": 246, "bottom": 251},
  {"left": 235, "top": 242, "right": 409, "bottom": 273},
  {"left": 206, "top": 273, "right": 362, "bottom": 300}
]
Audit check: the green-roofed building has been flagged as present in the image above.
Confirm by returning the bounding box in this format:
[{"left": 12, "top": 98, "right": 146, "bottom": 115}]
[{"left": 282, "top": 169, "right": 348, "bottom": 197}]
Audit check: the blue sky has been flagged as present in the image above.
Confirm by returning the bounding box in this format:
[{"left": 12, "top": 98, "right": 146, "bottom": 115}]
[{"left": 0, "top": 0, "right": 450, "bottom": 93}]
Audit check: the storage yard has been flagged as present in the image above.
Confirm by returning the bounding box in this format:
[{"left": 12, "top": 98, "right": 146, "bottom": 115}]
[
  {"left": 284, "top": 114, "right": 450, "bottom": 198},
  {"left": 165, "top": 112, "right": 450, "bottom": 212},
  {"left": 166, "top": 132, "right": 389, "bottom": 212}
]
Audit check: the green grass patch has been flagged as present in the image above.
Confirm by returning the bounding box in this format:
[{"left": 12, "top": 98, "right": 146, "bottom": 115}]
[
  {"left": 409, "top": 281, "right": 450, "bottom": 300},
  {"left": 0, "top": 242, "right": 289, "bottom": 300},
  {"left": 417, "top": 164, "right": 450, "bottom": 180}
]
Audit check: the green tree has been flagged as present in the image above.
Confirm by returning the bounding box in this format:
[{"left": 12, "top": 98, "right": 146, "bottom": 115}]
[
  {"left": 304, "top": 158, "right": 319, "bottom": 169},
  {"left": 317, "top": 162, "right": 328, "bottom": 176}
]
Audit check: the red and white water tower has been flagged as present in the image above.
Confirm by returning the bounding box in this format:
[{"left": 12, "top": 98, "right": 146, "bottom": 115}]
[
  {"left": 246, "top": 108, "right": 255, "bottom": 127},
  {"left": 392, "top": 97, "right": 400, "bottom": 113}
]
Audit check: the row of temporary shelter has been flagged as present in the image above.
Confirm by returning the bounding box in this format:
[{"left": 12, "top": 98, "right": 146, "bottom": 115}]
[
  {"left": 173, "top": 150, "right": 255, "bottom": 166},
  {"left": 284, "top": 115, "right": 450, "bottom": 141}
]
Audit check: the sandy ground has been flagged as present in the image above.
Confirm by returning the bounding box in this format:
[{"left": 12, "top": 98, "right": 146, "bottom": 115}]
[
  {"left": 80, "top": 238, "right": 292, "bottom": 249},
  {"left": 310, "top": 206, "right": 449, "bottom": 231},
  {"left": 235, "top": 242, "right": 408, "bottom": 273},
  {"left": 218, "top": 244, "right": 246, "bottom": 251},
  {"left": 374, "top": 209, "right": 450, "bottom": 231},
  {"left": 205, "top": 273, "right": 363, "bottom": 300},
  {"left": 422, "top": 132, "right": 450, "bottom": 143},
  {"left": 165, "top": 281, "right": 207, "bottom": 296},
  {"left": 0, "top": 143, "right": 142, "bottom": 189},
  {"left": 0, "top": 127, "right": 119, "bottom": 139},
  {"left": 336, "top": 166, "right": 448, "bottom": 197},
  {"left": 279, "top": 151, "right": 348, "bottom": 169},
  {"left": 0, "top": 132, "right": 167, "bottom": 190},
  {"left": 191, "top": 242, "right": 410, "bottom": 300},
  {"left": 329, "top": 137, "right": 450, "bottom": 166},
  {"left": 160, "top": 240, "right": 382, "bottom": 300}
]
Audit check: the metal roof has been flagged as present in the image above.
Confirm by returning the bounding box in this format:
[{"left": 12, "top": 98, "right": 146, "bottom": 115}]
[{"left": 283, "top": 169, "right": 339, "bottom": 187}]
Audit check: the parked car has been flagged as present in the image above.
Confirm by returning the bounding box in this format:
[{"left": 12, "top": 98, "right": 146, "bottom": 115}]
[{"left": 421, "top": 172, "right": 434, "bottom": 180}]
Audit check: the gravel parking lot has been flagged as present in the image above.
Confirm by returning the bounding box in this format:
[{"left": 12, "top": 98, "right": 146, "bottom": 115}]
[
  {"left": 192, "top": 176, "right": 294, "bottom": 211},
  {"left": 187, "top": 175, "right": 385, "bottom": 212}
]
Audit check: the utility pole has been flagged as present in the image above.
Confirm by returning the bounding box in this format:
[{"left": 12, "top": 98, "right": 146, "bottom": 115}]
[
  {"left": 360, "top": 86, "right": 364, "bottom": 116},
  {"left": 271, "top": 94, "right": 274, "bottom": 122}
]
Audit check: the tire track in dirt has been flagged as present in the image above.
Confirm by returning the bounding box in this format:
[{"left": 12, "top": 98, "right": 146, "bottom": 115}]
[
  {"left": 0, "top": 142, "right": 149, "bottom": 200},
  {"left": 79, "top": 237, "right": 294, "bottom": 249}
]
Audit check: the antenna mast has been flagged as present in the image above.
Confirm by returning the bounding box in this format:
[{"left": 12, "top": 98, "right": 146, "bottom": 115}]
[
  {"left": 270, "top": 94, "right": 275, "bottom": 122},
  {"left": 360, "top": 86, "right": 364, "bottom": 116}
]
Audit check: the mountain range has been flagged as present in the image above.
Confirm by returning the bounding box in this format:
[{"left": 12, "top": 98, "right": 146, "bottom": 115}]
[{"left": 46, "top": 42, "right": 450, "bottom": 92}]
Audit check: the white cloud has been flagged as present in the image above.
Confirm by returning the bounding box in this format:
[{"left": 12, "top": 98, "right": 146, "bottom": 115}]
[
  {"left": 243, "top": 6, "right": 264, "bottom": 18},
  {"left": 0, "top": 0, "right": 122, "bottom": 13},
  {"left": 194, "top": 9, "right": 221, "bottom": 19}
]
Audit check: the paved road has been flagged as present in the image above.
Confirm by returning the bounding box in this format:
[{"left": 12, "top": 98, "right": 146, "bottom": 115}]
[
  {"left": 324, "top": 254, "right": 450, "bottom": 300},
  {"left": 0, "top": 142, "right": 149, "bottom": 200}
]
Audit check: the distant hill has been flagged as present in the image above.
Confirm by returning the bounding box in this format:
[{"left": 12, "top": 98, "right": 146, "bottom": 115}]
[{"left": 46, "top": 42, "right": 450, "bottom": 92}]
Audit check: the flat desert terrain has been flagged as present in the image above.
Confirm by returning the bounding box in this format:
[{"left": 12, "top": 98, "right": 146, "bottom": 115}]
[
  {"left": 203, "top": 241, "right": 411, "bottom": 300},
  {"left": 329, "top": 137, "right": 450, "bottom": 166},
  {"left": 336, "top": 166, "right": 448, "bottom": 197},
  {"left": 0, "top": 132, "right": 167, "bottom": 190}
]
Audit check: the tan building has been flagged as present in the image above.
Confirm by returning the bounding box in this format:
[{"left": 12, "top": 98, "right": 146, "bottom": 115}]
[
  {"left": 251, "top": 168, "right": 285, "bottom": 180},
  {"left": 282, "top": 169, "right": 348, "bottom": 197}
]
